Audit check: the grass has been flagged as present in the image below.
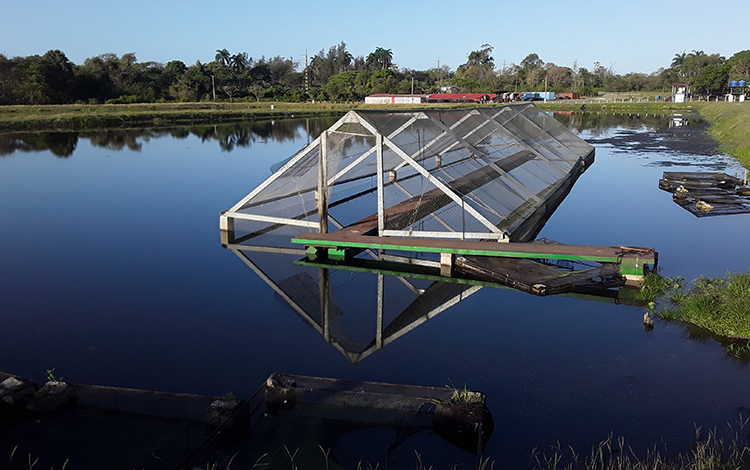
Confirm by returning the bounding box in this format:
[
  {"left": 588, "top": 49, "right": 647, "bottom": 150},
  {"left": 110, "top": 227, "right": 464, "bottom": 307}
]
[
  {"left": 531, "top": 419, "right": 750, "bottom": 470},
  {"left": 692, "top": 102, "right": 750, "bottom": 169},
  {"left": 0, "top": 101, "right": 357, "bottom": 132},
  {"left": 640, "top": 270, "right": 750, "bottom": 348},
  {"left": 659, "top": 272, "right": 750, "bottom": 340}
]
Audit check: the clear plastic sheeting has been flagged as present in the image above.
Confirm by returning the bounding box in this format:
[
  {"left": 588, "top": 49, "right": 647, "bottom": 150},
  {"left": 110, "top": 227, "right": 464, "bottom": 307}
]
[{"left": 224, "top": 104, "right": 594, "bottom": 242}]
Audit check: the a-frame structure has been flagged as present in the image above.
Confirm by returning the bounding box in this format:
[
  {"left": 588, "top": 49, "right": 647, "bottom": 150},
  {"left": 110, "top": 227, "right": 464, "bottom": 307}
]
[{"left": 221, "top": 104, "right": 595, "bottom": 243}]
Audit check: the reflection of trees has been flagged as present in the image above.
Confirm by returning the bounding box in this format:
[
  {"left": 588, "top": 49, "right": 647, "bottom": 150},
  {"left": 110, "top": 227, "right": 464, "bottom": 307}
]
[
  {"left": 0, "top": 132, "right": 78, "bottom": 157},
  {"left": 82, "top": 130, "right": 162, "bottom": 151},
  {"left": 553, "top": 112, "right": 673, "bottom": 133},
  {"left": 0, "top": 117, "right": 344, "bottom": 156}
]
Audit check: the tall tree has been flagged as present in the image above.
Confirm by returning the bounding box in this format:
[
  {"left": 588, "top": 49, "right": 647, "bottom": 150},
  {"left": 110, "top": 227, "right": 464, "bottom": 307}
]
[
  {"left": 671, "top": 51, "right": 687, "bottom": 69},
  {"left": 454, "top": 44, "right": 496, "bottom": 91},
  {"left": 215, "top": 49, "right": 231, "bottom": 67},
  {"left": 520, "top": 53, "right": 543, "bottom": 72},
  {"left": 366, "top": 47, "right": 393, "bottom": 70},
  {"left": 231, "top": 52, "right": 249, "bottom": 73}
]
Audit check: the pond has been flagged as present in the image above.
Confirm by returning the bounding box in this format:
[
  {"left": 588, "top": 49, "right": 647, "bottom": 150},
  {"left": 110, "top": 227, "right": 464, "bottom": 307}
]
[{"left": 1, "top": 112, "right": 750, "bottom": 468}]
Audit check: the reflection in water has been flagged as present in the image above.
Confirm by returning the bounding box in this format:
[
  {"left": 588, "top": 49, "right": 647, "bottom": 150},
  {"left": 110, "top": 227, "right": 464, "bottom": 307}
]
[
  {"left": 225, "top": 241, "right": 477, "bottom": 364},
  {"left": 224, "top": 235, "right": 642, "bottom": 364},
  {"left": 0, "top": 131, "right": 78, "bottom": 157},
  {"left": 553, "top": 111, "right": 733, "bottom": 172},
  {"left": 0, "top": 117, "right": 339, "bottom": 157}
]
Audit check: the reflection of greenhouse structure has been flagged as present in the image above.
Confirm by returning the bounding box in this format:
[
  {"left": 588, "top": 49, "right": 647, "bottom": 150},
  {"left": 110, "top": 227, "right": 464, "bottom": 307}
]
[
  {"left": 227, "top": 243, "right": 483, "bottom": 364},
  {"left": 224, "top": 242, "right": 643, "bottom": 364},
  {"left": 221, "top": 104, "right": 595, "bottom": 243}
]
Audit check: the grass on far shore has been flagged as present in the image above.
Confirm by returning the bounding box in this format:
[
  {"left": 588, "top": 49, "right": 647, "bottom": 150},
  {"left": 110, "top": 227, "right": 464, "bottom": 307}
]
[
  {"left": 0, "top": 101, "right": 358, "bottom": 132},
  {"left": 2, "top": 99, "right": 750, "bottom": 169}
]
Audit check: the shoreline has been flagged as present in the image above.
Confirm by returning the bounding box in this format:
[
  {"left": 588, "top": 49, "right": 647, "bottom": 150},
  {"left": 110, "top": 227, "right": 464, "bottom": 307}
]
[{"left": 1, "top": 101, "right": 748, "bottom": 169}]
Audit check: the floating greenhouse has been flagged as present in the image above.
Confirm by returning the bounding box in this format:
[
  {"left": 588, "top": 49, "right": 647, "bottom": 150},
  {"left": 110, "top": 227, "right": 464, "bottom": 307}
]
[{"left": 221, "top": 104, "right": 595, "bottom": 243}]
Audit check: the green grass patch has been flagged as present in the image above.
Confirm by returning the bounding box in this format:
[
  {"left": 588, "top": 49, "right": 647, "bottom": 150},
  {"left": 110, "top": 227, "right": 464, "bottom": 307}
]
[
  {"left": 646, "top": 271, "right": 750, "bottom": 343},
  {"left": 0, "top": 102, "right": 357, "bottom": 132},
  {"left": 693, "top": 102, "right": 750, "bottom": 169}
]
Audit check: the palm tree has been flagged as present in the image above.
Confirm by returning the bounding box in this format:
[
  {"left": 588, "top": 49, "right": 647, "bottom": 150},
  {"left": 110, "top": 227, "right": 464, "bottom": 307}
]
[
  {"left": 215, "top": 49, "right": 231, "bottom": 67},
  {"left": 231, "top": 52, "right": 248, "bottom": 73},
  {"left": 367, "top": 47, "right": 393, "bottom": 70},
  {"left": 671, "top": 51, "right": 687, "bottom": 68}
]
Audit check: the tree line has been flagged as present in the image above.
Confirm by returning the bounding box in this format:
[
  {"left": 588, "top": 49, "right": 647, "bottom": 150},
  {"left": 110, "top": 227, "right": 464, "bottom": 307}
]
[{"left": 1, "top": 44, "right": 749, "bottom": 105}]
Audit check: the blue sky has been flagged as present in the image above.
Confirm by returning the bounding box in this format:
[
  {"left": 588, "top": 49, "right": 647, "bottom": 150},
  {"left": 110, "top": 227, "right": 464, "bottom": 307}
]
[{"left": 1, "top": 0, "right": 746, "bottom": 74}]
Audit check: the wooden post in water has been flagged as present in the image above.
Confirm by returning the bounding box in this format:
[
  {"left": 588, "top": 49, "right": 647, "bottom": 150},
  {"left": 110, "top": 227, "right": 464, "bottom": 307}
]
[{"left": 440, "top": 253, "right": 455, "bottom": 277}]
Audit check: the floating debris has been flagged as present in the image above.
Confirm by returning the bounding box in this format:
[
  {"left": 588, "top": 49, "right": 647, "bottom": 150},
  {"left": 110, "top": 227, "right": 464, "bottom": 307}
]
[{"left": 659, "top": 171, "right": 750, "bottom": 217}]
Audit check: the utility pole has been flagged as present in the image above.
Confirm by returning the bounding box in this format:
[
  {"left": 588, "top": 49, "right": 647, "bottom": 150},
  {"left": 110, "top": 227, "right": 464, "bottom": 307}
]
[
  {"left": 211, "top": 75, "right": 216, "bottom": 102},
  {"left": 304, "top": 50, "right": 309, "bottom": 93},
  {"left": 411, "top": 77, "right": 414, "bottom": 94}
]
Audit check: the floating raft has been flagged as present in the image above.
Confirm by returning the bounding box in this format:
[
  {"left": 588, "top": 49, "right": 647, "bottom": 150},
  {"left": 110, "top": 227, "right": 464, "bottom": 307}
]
[
  {"left": 293, "top": 231, "right": 657, "bottom": 285},
  {"left": 0, "top": 371, "right": 492, "bottom": 469},
  {"left": 659, "top": 171, "right": 750, "bottom": 217}
]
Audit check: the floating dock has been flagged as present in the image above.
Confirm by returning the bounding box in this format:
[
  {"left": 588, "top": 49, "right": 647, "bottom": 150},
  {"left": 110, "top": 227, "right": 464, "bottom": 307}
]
[
  {"left": 293, "top": 231, "right": 656, "bottom": 285},
  {"left": 659, "top": 171, "right": 750, "bottom": 217}
]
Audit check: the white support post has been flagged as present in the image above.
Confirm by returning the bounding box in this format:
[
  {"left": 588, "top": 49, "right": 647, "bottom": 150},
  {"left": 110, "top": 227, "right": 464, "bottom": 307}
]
[
  {"left": 318, "top": 131, "right": 328, "bottom": 234},
  {"left": 376, "top": 133, "right": 385, "bottom": 235},
  {"left": 440, "top": 253, "right": 455, "bottom": 277},
  {"left": 219, "top": 211, "right": 234, "bottom": 232}
]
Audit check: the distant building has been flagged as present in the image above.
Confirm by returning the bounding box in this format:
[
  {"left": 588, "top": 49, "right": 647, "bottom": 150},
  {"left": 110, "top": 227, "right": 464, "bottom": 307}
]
[
  {"left": 672, "top": 83, "right": 691, "bottom": 103},
  {"left": 364, "top": 94, "right": 427, "bottom": 104},
  {"left": 425, "top": 93, "right": 496, "bottom": 103},
  {"left": 438, "top": 85, "right": 460, "bottom": 93},
  {"left": 364, "top": 93, "right": 497, "bottom": 104}
]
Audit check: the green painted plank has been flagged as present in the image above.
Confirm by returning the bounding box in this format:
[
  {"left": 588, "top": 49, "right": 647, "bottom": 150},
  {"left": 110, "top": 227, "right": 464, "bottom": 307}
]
[{"left": 291, "top": 236, "right": 627, "bottom": 263}]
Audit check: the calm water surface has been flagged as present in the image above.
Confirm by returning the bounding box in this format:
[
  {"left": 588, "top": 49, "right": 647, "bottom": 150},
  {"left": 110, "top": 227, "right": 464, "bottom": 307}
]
[{"left": 2, "top": 114, "right": 750, "bottom": 467}]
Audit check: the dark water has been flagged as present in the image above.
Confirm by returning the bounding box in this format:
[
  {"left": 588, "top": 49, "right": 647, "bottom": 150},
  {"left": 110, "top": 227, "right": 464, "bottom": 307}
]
[{"left": 2, "top": 113, "right": 750, "bottom": 467}]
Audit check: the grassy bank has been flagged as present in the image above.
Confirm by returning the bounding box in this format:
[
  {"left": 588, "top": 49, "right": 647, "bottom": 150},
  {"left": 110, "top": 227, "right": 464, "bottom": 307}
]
[
  {"left": 641, "top": 271, "right": 750, "bottom": 351},
  {"left": 0, "top": 102, "right": 357, "bottom": 132},
  {"left": 692, "top": 102, "right": 750, "bottom": 168},
  {"left": 3, "top": 100, "right": 750, "bottom": 170}
]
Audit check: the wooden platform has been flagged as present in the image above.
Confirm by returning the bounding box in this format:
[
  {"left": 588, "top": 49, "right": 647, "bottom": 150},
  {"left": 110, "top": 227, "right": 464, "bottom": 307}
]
[
  {"left": 659, "top": 171, "right": 750, "bottom": 217},
  {"left": 292, "top": 232, "right": 657, "bottom": 278}
]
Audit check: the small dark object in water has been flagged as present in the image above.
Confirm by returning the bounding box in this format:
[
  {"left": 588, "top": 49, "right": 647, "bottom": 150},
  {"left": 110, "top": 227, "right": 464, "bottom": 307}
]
[
  {"left": 265, "top": 373, "right": 297, "bottom": 414},
  {"left": 644, "top": 312, "right": 654, "bottom": 332},
  {"left": 433, "top": 401, "right": 494, "bottom": 453}
]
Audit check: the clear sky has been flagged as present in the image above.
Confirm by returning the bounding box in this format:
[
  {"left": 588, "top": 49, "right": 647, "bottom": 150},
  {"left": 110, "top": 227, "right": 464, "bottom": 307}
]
[{"left": 1, "top": 0, "right": 747, "bottom": 74}]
